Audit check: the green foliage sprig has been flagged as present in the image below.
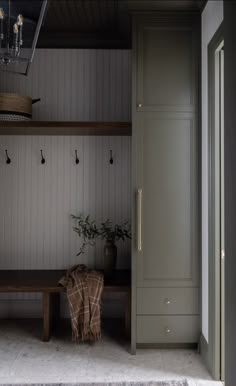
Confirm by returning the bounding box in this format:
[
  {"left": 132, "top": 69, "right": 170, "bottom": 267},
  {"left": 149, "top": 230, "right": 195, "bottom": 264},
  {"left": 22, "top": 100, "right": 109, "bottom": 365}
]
[
  {"left": 71, "top": 214, "right": 131, "bottom": 256},
  {"left": 71, "top": 214, "right": 100, "bottom": 255},
  {"left": 100, "top": 219, "right": 131, "bottom": 243}
]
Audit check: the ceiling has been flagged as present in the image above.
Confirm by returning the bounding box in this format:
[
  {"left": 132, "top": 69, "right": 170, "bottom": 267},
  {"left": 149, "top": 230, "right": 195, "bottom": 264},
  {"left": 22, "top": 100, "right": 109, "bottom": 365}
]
[{"left": 37, "top": 0, "right": 206, "bottom": 49}]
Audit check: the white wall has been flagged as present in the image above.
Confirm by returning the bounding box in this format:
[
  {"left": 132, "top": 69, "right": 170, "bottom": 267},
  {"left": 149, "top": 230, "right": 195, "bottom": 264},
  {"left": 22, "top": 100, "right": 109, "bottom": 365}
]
[
  {"left": 0, "top": 49, "right": 132, "bottom": 318},
  {"left": 202, "top": 0, "right": 223, "bottom": 342},
  {"left": 0, "top": 135, "right": 131, "bottom": 270},
  {"left": 0, "top": 49, "right": 131, "bottom": 122},
  {"left": 0, "top": 135, "right": 131, "bottom": 319}
]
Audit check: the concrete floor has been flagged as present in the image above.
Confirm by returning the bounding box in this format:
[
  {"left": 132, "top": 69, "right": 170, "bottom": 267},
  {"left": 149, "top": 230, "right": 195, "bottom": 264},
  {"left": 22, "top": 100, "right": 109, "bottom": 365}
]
[{"left": 0, "top": 319, "right": 223, "bottom": 386}]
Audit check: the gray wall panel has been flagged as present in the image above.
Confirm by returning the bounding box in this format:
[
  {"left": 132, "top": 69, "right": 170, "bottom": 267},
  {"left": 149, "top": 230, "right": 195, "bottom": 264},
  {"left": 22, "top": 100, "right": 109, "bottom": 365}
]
[
  {"left": 0, "top": 49, "right": 132, "bottom": 314},
  {"left": 0, "top": 135, "right": 131, "bottom": 271},
  {"left": 0, "top": 49, "right": 131, "bottom": 122}
]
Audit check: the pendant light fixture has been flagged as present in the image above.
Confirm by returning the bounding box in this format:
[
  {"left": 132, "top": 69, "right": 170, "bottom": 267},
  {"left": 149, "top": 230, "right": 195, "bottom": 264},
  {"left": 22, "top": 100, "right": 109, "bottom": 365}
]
[{"left": 0, "top": 0, "right": 48, "bottom": 75}]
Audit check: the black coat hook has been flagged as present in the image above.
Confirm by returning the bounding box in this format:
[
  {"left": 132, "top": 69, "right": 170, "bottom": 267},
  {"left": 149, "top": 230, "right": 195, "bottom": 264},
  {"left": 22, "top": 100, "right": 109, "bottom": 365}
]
[
  {"left": 75, "top": 150, "right": 79, "bottom": 164},
  {"left": 109, "top": 150, "right": 114, "bottom": 165},
  {"left": 40, "top": 149, "right": 45, "bottom": 164},
  {"left": 5, "top": 149, "right": 11, "bottom": 164}
]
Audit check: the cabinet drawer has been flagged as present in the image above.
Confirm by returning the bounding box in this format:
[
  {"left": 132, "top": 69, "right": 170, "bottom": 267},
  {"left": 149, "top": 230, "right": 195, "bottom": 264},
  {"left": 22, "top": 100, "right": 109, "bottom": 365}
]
[
  {"left": 137, "top": 287, "right": 199, "bottom": 315},
  {"left": 137, "top": 315, "right": 199, "bottom": 344}
]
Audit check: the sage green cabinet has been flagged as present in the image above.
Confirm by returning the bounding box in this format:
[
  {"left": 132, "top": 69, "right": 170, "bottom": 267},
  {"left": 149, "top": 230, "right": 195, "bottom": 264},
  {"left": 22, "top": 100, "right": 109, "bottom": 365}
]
[
  {"left": 137, "top": 288, "right": 199, "bottom": 315},
  {"left": 132, "top": 14, "right": 200, "bottom": 348},
  {"left": 134, "top": 113, "right": 198, "bottom": 288},
  {"left": 135, "top": 16, "right": 198, "bottom": 113},
  {"left": 137, "top": 315, "right": 200, "bottom": 344}
]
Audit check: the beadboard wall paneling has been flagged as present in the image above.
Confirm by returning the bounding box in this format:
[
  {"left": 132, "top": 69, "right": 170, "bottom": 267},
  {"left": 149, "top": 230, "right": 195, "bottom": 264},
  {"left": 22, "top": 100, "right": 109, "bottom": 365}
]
[
  {"left": 0, "top": 135, "right": 131, "bottom": 271},
  {"left": 0, "top": 49, "right": 131, "bottom": 122},
  {"left": 0, "top": 49, "right": 131, "bottom": 316}
]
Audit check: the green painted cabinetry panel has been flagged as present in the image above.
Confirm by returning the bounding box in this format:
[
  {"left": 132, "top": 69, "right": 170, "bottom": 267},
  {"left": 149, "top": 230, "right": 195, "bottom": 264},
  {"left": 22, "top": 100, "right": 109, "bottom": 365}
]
[
  {"left": 134, "top": 113, "right": 198, "bottom": 287},
  {"left": 132, "top": 14, "right": 200, "bottom": 348},
  {"left": 135, "top": 16, "right": 198, "bottom": 112},
  {"left": 137, "top": 315, "right": 200, "bottom": 344},
  {"left": 137, "top": 287, "right": 199, "bottom": 315}
]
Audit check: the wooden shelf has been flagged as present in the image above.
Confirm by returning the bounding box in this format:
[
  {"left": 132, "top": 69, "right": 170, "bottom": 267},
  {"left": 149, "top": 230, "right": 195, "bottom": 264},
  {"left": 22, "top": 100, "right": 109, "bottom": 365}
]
[{"left": 0, "top": 121, "right": 132, "bottom": 136}]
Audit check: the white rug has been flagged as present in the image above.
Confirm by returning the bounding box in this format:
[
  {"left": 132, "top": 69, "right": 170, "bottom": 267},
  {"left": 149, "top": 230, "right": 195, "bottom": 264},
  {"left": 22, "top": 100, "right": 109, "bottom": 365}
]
[{"left": 0, "top": 381, "right": 189, "bottom": 386}]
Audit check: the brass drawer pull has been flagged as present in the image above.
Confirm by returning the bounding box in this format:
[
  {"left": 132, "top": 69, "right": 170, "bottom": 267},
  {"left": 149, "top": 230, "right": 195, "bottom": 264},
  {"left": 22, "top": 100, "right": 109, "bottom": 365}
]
[
  {"left": 165, "top": 327, "right": 171, "bottom": 334},
  {"left": 164, "top": 298, "right": 171, "bottom": 305}
]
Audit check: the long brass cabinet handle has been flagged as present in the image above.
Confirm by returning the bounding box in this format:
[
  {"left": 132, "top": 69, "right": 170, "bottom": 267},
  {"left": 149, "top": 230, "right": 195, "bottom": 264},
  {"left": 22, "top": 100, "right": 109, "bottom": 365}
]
[{"left": 137, "top": 188, "right": 142, "bottom": 251}]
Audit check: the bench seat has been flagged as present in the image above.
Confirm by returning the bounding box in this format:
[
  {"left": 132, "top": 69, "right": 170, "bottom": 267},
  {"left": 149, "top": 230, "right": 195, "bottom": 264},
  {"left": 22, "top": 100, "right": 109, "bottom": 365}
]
[{"left": 0, "top": 269, "right": 131, "bottom": 342}]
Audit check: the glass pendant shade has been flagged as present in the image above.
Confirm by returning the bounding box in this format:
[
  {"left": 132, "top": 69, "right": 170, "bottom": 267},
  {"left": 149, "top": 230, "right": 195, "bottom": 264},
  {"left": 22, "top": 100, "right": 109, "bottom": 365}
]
[{"left": 0, "top": 0, "right": 48, "bottom": 75}]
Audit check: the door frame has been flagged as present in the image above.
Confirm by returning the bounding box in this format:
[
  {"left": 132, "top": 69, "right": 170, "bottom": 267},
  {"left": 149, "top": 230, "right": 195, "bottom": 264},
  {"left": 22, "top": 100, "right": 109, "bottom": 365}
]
[{"left": 208, "top": 22, "right": 224, "bottom": 380}]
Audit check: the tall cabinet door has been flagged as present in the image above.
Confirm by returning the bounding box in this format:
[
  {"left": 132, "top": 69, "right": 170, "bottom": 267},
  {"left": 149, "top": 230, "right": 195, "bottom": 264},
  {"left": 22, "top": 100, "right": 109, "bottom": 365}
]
[
  {"left": 134, "top": 113, "right": 198, "bottom": 288},
  {"left": 135, "top": 17, "right": 198, "bottom": 113},
  {"left": 132, "top": 15, "right": 200, "bottom": 348}
]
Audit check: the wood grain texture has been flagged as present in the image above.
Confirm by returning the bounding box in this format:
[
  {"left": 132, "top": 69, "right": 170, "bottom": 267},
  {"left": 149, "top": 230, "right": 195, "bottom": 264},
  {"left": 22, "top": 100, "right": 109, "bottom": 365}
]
[
  {"left": 0, "top": 269, "right": 131, "bottom": 340},
  {"left": 0, "top": 270, "right": 131, "bottom": 292},
  {"left": 0, "top": 121, "right": 132, "bottom": 136},
  {"left": 42, "top": 292, "right": 53, "bottom": 342}
]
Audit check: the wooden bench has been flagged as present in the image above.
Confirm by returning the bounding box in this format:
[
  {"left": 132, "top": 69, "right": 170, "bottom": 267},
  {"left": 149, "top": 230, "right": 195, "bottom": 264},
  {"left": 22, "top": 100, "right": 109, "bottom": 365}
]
[{"left": 0, "top": 270, "right": 131, "bottom": 342}]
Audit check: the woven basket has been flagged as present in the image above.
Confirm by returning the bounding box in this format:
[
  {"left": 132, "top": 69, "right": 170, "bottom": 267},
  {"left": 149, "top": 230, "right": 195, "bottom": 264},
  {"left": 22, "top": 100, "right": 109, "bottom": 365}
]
[{"left": 0, "top": 93, "right": 33, "bottom": 120}]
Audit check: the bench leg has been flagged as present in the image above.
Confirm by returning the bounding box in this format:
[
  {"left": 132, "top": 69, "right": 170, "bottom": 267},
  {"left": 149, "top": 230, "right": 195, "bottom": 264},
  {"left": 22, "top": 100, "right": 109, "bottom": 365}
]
[
  {"left": 125, "top": 289, "right": 131, "bottom": 338},
  {"left": 43, "top": 293, "right": 51, "bottom": 342},
  {"left": 42, "top": 293, "right": 60, "bottom": 342}
]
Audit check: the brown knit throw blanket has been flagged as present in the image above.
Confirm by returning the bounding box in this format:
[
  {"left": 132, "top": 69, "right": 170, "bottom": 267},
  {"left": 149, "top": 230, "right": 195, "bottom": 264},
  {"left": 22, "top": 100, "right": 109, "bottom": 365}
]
[{"left": 59, "top": 264, "right": 104, "bottom": 342}]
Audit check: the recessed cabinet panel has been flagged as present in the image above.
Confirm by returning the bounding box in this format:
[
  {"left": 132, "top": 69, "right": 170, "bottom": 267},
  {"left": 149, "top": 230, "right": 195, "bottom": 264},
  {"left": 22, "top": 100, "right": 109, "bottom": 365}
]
[
  {"left": 135, "top": 114, "right": 198, "bottom": 287},
  {"left": 137, "top": 287, "right": 199, "bottom": 315},
  {"left": 137, "top": 315, "right": 200, "bottom": 344},
  {"left": 137, "top": 25, "right": 196, "bottom": 111}
]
